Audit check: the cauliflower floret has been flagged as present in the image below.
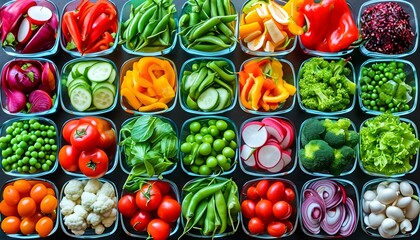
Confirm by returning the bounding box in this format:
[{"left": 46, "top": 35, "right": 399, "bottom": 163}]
[
  {"left": 64, "top": 212, "right": 88, "bottom": 231},
  {"left": 84, "top": 179, "right": 103, "bottom": 194},
  {"left": 102, "top": 208, "right": 117, "bottom": 218},
  {"left": 92, "top": 223, "right": 105, "bottom": 235},
  {"left": 73, "top": 205, "right": 89, "bottom": 219},
  {"left": 97, "top": 182, "right": 115, "bottom": 198},
  {"left": 102, "top": 208, "right": 117, "bottom": 228},
  {"left": 86, "top": 212, "right": 102, "bottom": 226},
  {"left": 60, "top": 197, "right": 76, "bottom": 216},
  {"left": 64, "top": 180, "right": 84, "bottom": 201},
  {"left": 71, "top": 229, "right": 86, "bottom": 236},
  {"left": 81, "top": 192, "right": 97, "bottom": 211},
  {"left": 92, "top": 195, "right": 114, "bottom": 214}
]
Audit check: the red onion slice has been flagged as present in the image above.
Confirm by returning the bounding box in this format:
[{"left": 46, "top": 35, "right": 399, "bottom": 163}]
[
  {"left": 339, "top": 197, "right": 357, "bottom": 237},
  {"left": 301, "top": 189, "right": 326, "bottom": 234},
  {"left": 309, "top": 179, "right": 342, "bottom": 209},
  {"left": 320, "top": 203, "right": 346, "bottom": 235}
]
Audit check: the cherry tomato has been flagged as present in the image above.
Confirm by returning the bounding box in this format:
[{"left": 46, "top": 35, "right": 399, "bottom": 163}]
[
  {"left": 151, "top": 181, "right": 171, "bottom": 196},
  {"left": 1, "top": 216, "right": 21, "bottom": 234},
  {"left": 136, "top": 183, "right": 162, "bottom": 212},
  {"left": 35, "top": 216, "right": 54, "bottom": 237},
  {"left": 272, "top": 201, "right": 292, "bottom": 220},
  {"left": 17, "top": 197, "right": 37, "bottom": 218},
  {"left": 157, "top": 198, "right": 181, "bottom": 223},
  {"left": 266, "top": 181, "right": 285, "bottom": 202},
  {"left": 246, "top": 186, "right": 259, "bottom": 200},
  {"left": 62, "top": 119, "right": 80, "bottom": 143},
  {"left": 255, "top": 180, "right": 270, "bottom": 198},
  {"left": 78, "top": 148, "right": 109, "bottom": 178},
  {"left": 118, "top": 195, "right": 137, "bottom": 218},
  {"left": 79, "top": 117, "right": 116, "bottom": 149},
  {"left": 130, "top": 210, "right": 153, "bottom": 232},
  {"left": 0, "top": 200, "right": 18, "bottom": 217},
  {"left": 70, "top": 122, "right": 100, "bottom": 151},
  {"left": 147, "top": 219, "right": 171, "bottom": 240},
  {"left": 241, "top": 199, "right": 257, "bottom": 219},
  {"left": 283, "top": 188, "right": 296, "bottom": 203},
  {"left": 46, "top": 188, "right": 55, "bottom": 196},
  {"left": 13, "top": 180, "right": 32, "bottom": 194},
  {"left": 255, "top": 199, "right": 273, "bottom": 220},
  {"left": 58, "top": 145, "right": 81, "bottom": 172},
  {"left": 40, "top": 195, "right": 58, "bottom": 214},
  {"left": 267, "top": 221, "right": 287, "bottom": 237},
  {"left": 281, "top": 219, "right": 294, "bottom": 232},
  {"left": 248, "top": 217, "right": 265, "bottom": 235},
  {"left": 3, "top": 185, "right": 20, "bottom": 206},
  {"left": 30, "top": 183, "right": 48, "bottom": 204},
  {"left": 20, "top": 217, "right": 37, "bottom": 235}
]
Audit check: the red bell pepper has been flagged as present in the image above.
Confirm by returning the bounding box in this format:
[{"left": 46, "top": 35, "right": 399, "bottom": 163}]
[
  {"left": 1, "top": 0, "right": 37, "bottom": 43},
  {"left": 83, "top": 32, "right": 114, "bottom": 54},
  {"left": 80, "top": 0, "right": 116, "bottom": 42},
  {"left": 85, "top": 12, "right": 112, "bottom": 48},
  {"left": 62, "top": 11, "right": 83, "bottom": 53}
]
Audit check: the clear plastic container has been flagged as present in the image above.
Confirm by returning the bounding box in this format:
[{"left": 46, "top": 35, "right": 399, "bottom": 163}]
[
  {"left": 0, "top": 117, "right": 59, "bottom": 177},
  {"left": 358, "top": 0, "right": 418, "bottom": 58},
  {"left": 239, "top": 116, "right": 297, "bottom": 177},
  {"left": 119, "top": 0, "right": 178, "bottom": 56},
  {"left": 297, "top": 57, "right": 356, "bottom": 115},
  {"left": 60, "top": 57, "right": 119, "bottom": 115},
  {"left": 0, "top": 58, "right": 59, "bottom": 116},
  {"left": 179, "top": 116, "right": 238, "bottom": 176},
  {"left": 59, "top": 116, "right": 118, "bottom": 177},
  {"left": 358, "top": 59, "right": 418, "bottom": 116},
  {"left": 1, "top": 0, "right": 60, "bottom": 57},
  {"left": 119, "top": 56, "right": 177, "bottom": 115},
  {"left": 179, "top": 57, "right": 237, "bottom": 115},
  {"left": 238, "top": 57, "right": 296, "bottom": 115},
  {"left": 298, "top": 116, "right": 358, "bottom": 177}
]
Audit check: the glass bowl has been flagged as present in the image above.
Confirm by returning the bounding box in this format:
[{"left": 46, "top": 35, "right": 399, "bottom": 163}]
[
  {"left": 0, "top": 178, "right": 59, "bottom": 238},
  {"left": 358, "top": 116, "right": 419, "bottom": 177},
  {"left": 238, "top": 57, "right": 296, "bottom": 115},
  {"left": 59, "top": 116, "right": 118, "bottom": 177},
  {"left": 297, "top": 57, "right": 356, "bottom": 115},
  {"left": 0, "top": 0, "right": 60, "bottom": 57},
  {"left": 240, "top": 178, "right": 299, "bottom": 238},
  {"left": 0, "top": 117, "right": 59, "bottom": 177},
  {"left": 239, "top": 116, "right": 296, "bottom": 177},
  {"left": 60, "top": 0, "right": 119, "bottom": 57},
  {"left": 360, "top": 178, "right": 420, "bottom": 238},
  {"left": 119, "top": 0, "right": 177, "bottom": 56},
  {"left": 59, "top": 178, "right": 119, "bottom": 238},
  {"left": 179, "top": 57, "right": 237, "bottom": 115},
  {"left": 297, "top": 116, "right": 358, "bottom": 177},
  {"left": 239, "top": 0, "right": 297, "bottom": 57},
  {"left": 300, "top": 177, "right": 359, "bottom": 238},
  {"left": 178, "top": 1, "right": 238, "bottom": 56},
  {"left": 358, "top": 0, "right": 418, "bottom": 58},
  {"left": 120, "top": 178, "right": 180, "bottom": 238},
  {"left": 0, "top": 58, "right": 59, "bottom": 116},
  {"left": 119, "top": 56, "right": 178, "bottom": 115},
  {"left": 179, "top": 116, "right": 238, "bottom": 176},
  {"left": 358, "top": 59, "right": 418, "bottom": 116},
  {"left": 119, "top": 115, "right": 178, "bottom": 176},
  {"left": 60, "top": 57, "right": 118, "bottom": 115}
]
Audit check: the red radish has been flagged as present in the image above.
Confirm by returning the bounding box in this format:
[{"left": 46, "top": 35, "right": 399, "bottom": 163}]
[
  {"left": 262, "top": 118, "right": 287, "bottom": 143},
  {"left": 276, "top": 119, "right": 294, "bottom": 149},
  {"left": 281, "top": 148, "right": 293, "bottom": 166},
  {"left": 241, "top": 144, "right": 255, "bottom": 161},
  {"left": 256, "top": 142, "right": 282, "bottom": 169},
  {"left": 266, "top": 137, "right": 280, "bottom": 145},
  {"left": 27, "top": 6, "right": 53, "bottom": 25},
  {"left": 17, "top": 18, "right": 32, "bottom": 43},
  {"left": 267, "top": 158, "right": 285, "bottom": 173},
  {"left": 244, "top": 154, "right": 256, "bottom": 167},
  {"left": 242, "top": 121, "right": 268, "bottom": 148}
]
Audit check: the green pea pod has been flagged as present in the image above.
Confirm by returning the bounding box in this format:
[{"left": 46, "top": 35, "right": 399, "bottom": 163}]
[
  {"left": 219, "top": 14, "right": 237, "bottom": 24},
  {"left": 191, "top": 35, "right": 231, "bottom": 49},
  {"left": 189, "top": 67, "right": 209, "bottom": 97},
  {"left": 189, "top": 44, "right": 225, "bottom": 52},
  {"left": 201, "top": 0, "right": 211, "bottom": 20},
  {"left": 182, "top": 192, "right": 194, "bottom": 218},
  {"left": 215, "top": 189, "right": 228, "bottom": 234},
  {"left": 207, "top": 61, "right": 235, "bottom": 82},
  {"left": 182, "top": 175, "right": 211, "bottom": 192},
  {"left": 213, "top": 60, "right": 229, "bottom": 68},
  {"left": 136, "top": 0, "right": 154, "bottom": 13},
  {"left": 179, "top": 13, "right": 190, "bottom": 27},
  {"left": 122, "top": 5, "right": 135, "bottom": 29},
  {"left": 186, "top": 198, "right": 208, "bottom": 231},
  {"left": 189, "top": 12, "right": 200, "bottom": 26},
  {"left": 217, "top": 22, "right": 234, "bottom": 38},
  {"left": 223, "top": 180, "right": 232, "bottom": 202},
  {"left": 126, "top": 10, "right": 143, "bottom": 42},
  {"left": 202, "top": 194, "right": 216, "bottom": 236},
  {"left": 152, "top": 5, "right": 175, "bottom": 36},
  {"left": 197, "top": 72, "right": 216, "bottom": 96},
  {"left": 216, "top": 0, "right": 226, "bottom": 16},
  {"left": 189, "top": 17, "right": 221, "bottom": 41},
  {"left": 227, "top": 180, "right": 240, "bottom": 232},
  {"left": 210, "top": 0, "right": 218, "bottom": 18},
  {"left": 223, "top": 0, "right": 232, "bottom": 15},
  {"left": 214, "top": 78, "right": 234, "bottom": 97},
  {"left": 138, "top": 5, "right": 158, "bottom": 34}
]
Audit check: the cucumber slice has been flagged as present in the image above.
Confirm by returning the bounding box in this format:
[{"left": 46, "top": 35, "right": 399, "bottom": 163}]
[
  {"left": 68, "top": 81, "right": 90, "bottom": 98},
  {"left": 71, "top": 62, "right": 81, "bottom": 77},
  {"left": 76, "top": 61, "right": 97, "bottom": 76},
  {"left": 213, "top": 87, "right": 231, "bottom": 111},
  {"left": 106, "top": 68, "right": 117, "bottom": 83},
  {"left": 67, "top": 77, "right": 88, "bottom": 89},
  {"left": 70, "top": 86, "right": 92, "bottom": 111},
  {"left": 92, "top": 87, "right": 114, "bottom": 109},
  {"left": 197, "top": 87, "right": 219, "bottom": 111},
  {"left": 87, "top": 62, "right": 113, "bottom": 82},
  {"left": 186, "top": 94, "right": 199, "bottom": 110},
  {"left": 92, "top": 82, "right": 116, "bottom": 96},
  {"left": 182, "top": 72, "right": 198, "bottom": 93}
]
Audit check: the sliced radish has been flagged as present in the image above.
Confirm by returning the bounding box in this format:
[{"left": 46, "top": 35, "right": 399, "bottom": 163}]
[
  {"left": 27, "top": 5, "right": 53, "bottom": 25},
  {"left": 240, "top": 144, "right": 255, "bottom": 161},
  {"left": 241, "top": 121, "right": 268, "bottom": 148},
  {"left": 243, "top": 153, "right": 256, "bottom": 167},
  {"left": 256, "top": 142, "right": 282, "bottom": 169},
  {"left": 17, "top": 18, "right": 32, "bottom": 43},
  {"left": 262, "top": 117, "right": 287, "bottom": 143},
  {"left": 279, "top": 120, "right": 294, "bottom": 149},
  {"left": 267, "top": 158, "right": 285, "bottom": 173},
  {"left": 266, "top": 137, "right": 280, "bottom": 145},
  {"left": 281, "top": 148, "right": 293, "bottom": 166}
]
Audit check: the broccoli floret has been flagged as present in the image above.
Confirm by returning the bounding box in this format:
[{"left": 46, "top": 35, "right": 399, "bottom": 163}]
[
  {"left": 329, "top": 146, "right": 355, "bottom": 175},
  {"left": 301, "top": 118, "right": 326, "bottom": 145},
  {"left": 299, "top": 140, "right": 334, "bottom": 172},
  {"left": 345, "top": 130, "right": 359, "bottom": 148},
  {"left": 322, "top": 118, "right": 352, "bottom": 148}
]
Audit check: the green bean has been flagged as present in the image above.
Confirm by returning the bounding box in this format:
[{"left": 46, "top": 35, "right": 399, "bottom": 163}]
[
  {"left": 189, "top": 12, "right": 200, "bottom": 26},
  {"left": 151, "top": 6, "right": 174, "bottom": 35},
  {"left": 125, "top": 11, "right": 142, "bottom": 42},
  {"left": 189, "top": 44, "right": 225, "bottom": 52},
  {"left": 186, "top": 198, "right": 208, "bottom": 231},
  {"left": 215, "top": 189, "right": 227, "bottom": 233},
  {"left": 210, "top": 0, "right": 218, "bottom": 18},
  {"left": 189, "top": 66, "right": 209, "bottom": 95},
  {"left": 201, "top": 0, "right": 211, "bottom": 19},
  {"left": 192, "top": 35, "right": 231, "bottom": 48},
  {"left": 216, "top": 0, "right": 226, "bottom": 16},
  {"left": 137, "top": 5, "right": 158, "bottom": 34},
  {"left": 179, "top": 13, "right": 190, "bottom": 27},
  {"left": 197, "top": 72, "right": 215, "bottom": 95},
  {"left": 217, "top": 22, "right": 234, "bottom": 38},
  {"left": 189, "top": 17, "right": 221, "bottom": 41},
  {"left": 203, "top": 195, "right": 216, "bottom": 236},
  {"left": 207, "top": 61, "right": 235, "bottom": 82},
  {"left": 182, "top": 192, "right": 194, "bottom": 218},
  {"left": 223, "top": 0, "right": 232, "bottom": 15}
]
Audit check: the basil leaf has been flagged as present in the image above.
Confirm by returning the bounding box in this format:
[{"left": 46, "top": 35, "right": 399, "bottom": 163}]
[
  {"left": 132, "top": 116, "right": 157, "bottom": 142},
  {"left": 151, "top": 118, "right": 175, "bottom": 143},
  {"left": 144, "top": 159, "right": 155, "bottom": 177},
  {"left": 161, "top": 135, "right": 177, "bottom": 158}
]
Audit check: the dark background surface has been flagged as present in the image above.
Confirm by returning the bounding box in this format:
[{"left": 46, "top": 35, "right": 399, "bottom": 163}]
[{"left": 0, "top": 0, "right": 419, "bottom": 239}]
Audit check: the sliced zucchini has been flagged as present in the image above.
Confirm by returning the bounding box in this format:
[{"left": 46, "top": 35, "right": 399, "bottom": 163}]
[
  {"left": 213, "top": 87, "right": 231, "bottom": 111},
  {"left": 76, "top": 61, "right": 98, "bottom": 76},
  {"left": 87, "top": 62, "right": 114, "bottom": 82},
  {"left": 92, "top": 82, "right": 116, "bottom": 96},
  {"left": 68, "top": 81, "right": 91, "bottom": 97},
  {"left": 92, "top": 87, "right": 114, "bottom": 109},
  {"left": 197, "top": 87, "right": 219, "bottom": 111},
  {"left": 70, "top": 86, "right": 92, "bottom": 111},
  {"left": 67, "top": 77, "right": 88, "bottom": 89}
]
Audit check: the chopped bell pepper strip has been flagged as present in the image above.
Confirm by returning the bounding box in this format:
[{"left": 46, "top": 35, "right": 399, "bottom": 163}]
[
  {"left": 250, "top": 75, "right": 265, "bottom": 110},
  {"left": 147, "top": 88, "right": 157, "bottom": 97},
  {"left": 121, "top": 70, "right": 133, "bottom": 89},
  {"left": 83, "top": 32, "right": 114, "bottom": 54},
  {"left": 74, "top": 0, "right": 93, "bottom": 19},
  {"left": 263, "top": 78, "right": 276, "bottom": 91},
  {"left": 85, "top": 12, "right": 112, "bottom": 48},
  {"left": 240, "top": 77, "right": 254, "bottom": 110},
  {"left": 153, "top": 76, "right": 175, "bottom": 99},
  {"left": 239, "top": 70, "right": 249, "bottom": 86},
  {"left": 263, "top": 85, "right": 290, "bottom": 103},
  {"left": 63, "top": 11, "right": 83, "bottom": 53},
  {"left": 133, "top": 91, "right": 158, "bottom": 106},
  {"left": 138, "top": 102, "right": 168, "bottom": 112},
  {"left": 259, "top": 97, "right": 271, "bottom": 112},
  {"left": 243, "top": 58, "right": 271, "bottom": 77},
  {"left": 283, "top": 82, "right": 297, "bottom": 95},
  {"left": 121, "top": 88, "right": 142, "bottom": 109},
  {"left": 80, "top": 0, "right": 116, "bottom": 42}
]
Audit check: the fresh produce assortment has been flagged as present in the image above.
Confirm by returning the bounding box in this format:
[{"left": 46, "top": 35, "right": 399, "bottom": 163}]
[
  {"left": 180, "top": 177, "right": 240, "bottom": 237},
  {"left": 120, "top": 0, "right": 176, "bottom": 53},
  {"left": 61, "top": 0, "right": 118, "bottom": 55},
  {"left": 362, "top": 179, "right": 420, "bottom": 238},
  {"left": 239, "top": 0, "right": 302, "bottom": 52},
  {"left": 0, "top": 0, "right": 58, "bottom": 54},
  {"left": 120, "top": 115, "right": 178, "bottom": 177},
  {"left": 298, "top": 57, "right": 356, "bottom": 112},
  {"left": 178, "top": 0, "right": 237, "bottom": 52},
  {"left": 239, "top": 57, "right": 296, "bottom": 112},
  {"left": 299, "top": 117, "right": 358, "bottom": 175},
  {"left": 120, "top": 178, "right": 181, "bottom": 239},
  {"left": 360, "top": 113, "right": 420, "bottom": 176},
  {"left": 241, "top": 179, "right": 297, "bottom": 237},
  {"left": 1, "top": 59, "right": 57, "bottom": 114},
  {"left": 180, "top": 118, "right": 237, "bottom": 175},
  {"left": 58, "top": 116, "right": 117, "bottom": 178},
  {"left": 297, "top": 0, "right": 359, "bottom": 52},
  {"left": 0, "top": 118, "right": 57, "bottom": 174},
  {"left": 360, "top": 2, "right": 415, "bottom": 55},
  {"left": 301, "top": 179, "right": 357, "bottom": 237},
  {"left": 120, "top": 57, "right": 176, "bottom": 112},
  {"left": 59, "top": 178, "right": 117, "bottom": 235},
  {"left": 240, "top": 117, "right": 294, "bottom": 174},
  {"left": 180, "top": 58, "right": 236, "bottom": 112},
  {"left": 0, "top": 179, "right": 58, "bottom": 237},
  {"left": 359, "top": 60, "right": 414, "bottom": 113}
]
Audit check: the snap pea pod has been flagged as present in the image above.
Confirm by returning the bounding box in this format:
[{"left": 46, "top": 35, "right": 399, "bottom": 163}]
[
  {"left": 215, "top": 189, "right": 228, "bottom": 233},
  {"left": 184, "top": 198, "right": 208, "bottom": 232},
  {"left": 202, "top": 195, "right": 216, "bottom": 235}
]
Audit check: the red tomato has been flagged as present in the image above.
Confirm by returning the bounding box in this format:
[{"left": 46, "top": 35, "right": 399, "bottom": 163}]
[
  {"left": 255, "top": 180, "right": 270, "bottom": 198},
  {"left": 272, "top": 201, "right": 292, "bottom": 220},
  {"left": 241, "top": 199, "right": 257, "bottom": 219},
  {"left": 70, "top": 122, "right": 100, "bottom": 151},
  {"left": 79, "top": 117, "right": 116, "bottom": 149},
  {"left": 246, "top": 186, "right": 259, "bottom": 200},
  {"left": 118, "top": 195, "right": 138, "bottom": 218},
  {"left": 136, "top": 183, "right": 162, "bottom": 212},
  {"left": 1, "top": 216, "right": 21, "bottom": 234},
  {"left": 0, "top": 200, "right": 18, "bottom": 217},
  {"left": 255, "top": 199, "right": 273, "bottom": 220},
  {"left": 266, "top": 181, "right": 285, "bottom": 202},
  {"left": 62, "top": 119, "right": 80, "bottom": 143},
  {"left": 3, "top": 185, "right": 20, "bottom": 206},
  {"left": 248, "top": 217, "right": 265, "bottom": 235},
  {"left": 151, "top": 181, "right": 171, "bottom": 196},
  {"left": 267, "top": 221, "right": 287, "bottom": 237},
  {"left": 283, "top": 188, "right": 296, "bottom": 203},
  {"left": 58, "top": 145, "right": 81, "bottom": 172},
  {"left": 130, "top": 210, "right": 152, "bottom": 232},
  {"left": 157, "top": 198, "right": 181, "bottom": 223},
  {"left": 78, "top": 148, "right": 109, "bottom": 178},
  {"left": 281, "top": 219, "right": 294, "bottom": 232},
  {"left": 147, "top": 219, "right": 171, "bottom": 240}
]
